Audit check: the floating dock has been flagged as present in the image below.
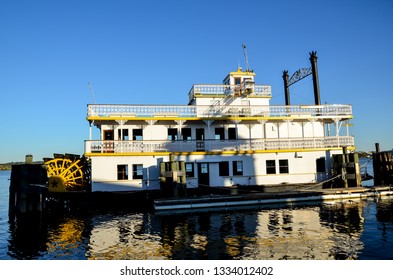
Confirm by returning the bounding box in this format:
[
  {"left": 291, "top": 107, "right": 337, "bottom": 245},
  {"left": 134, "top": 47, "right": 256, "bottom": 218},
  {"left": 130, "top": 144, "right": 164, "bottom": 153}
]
[{"left": 154, "top": 186, "right": 393, "bottom": 211}]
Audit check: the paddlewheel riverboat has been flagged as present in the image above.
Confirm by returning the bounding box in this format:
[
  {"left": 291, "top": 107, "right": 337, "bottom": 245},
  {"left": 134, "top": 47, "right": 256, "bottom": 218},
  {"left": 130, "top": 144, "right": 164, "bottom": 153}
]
[{"left": 79, "top": 51, "right": 355, "bottom": 193}]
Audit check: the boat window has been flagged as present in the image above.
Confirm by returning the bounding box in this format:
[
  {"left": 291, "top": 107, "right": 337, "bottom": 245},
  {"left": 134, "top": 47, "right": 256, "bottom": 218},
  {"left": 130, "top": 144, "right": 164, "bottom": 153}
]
[
  {"left": 181, "top": 128, "right": 192, "bottom": 141},
  {"left": 118, "top": 129, "right": 129, "bottom": 140},
  {"left": 185, "top": 163, "right": 194, "bottom": 177},
  {"left": 219, "top": 161, "right": 229, "bottom": 176},
  {"left": 233, "top": 161, "right": 243, "bottom": 176},
  {"left": 132, "top": 164, "right": 143, "bottom": 179},
  {"left": 215, "top": 127, "right": 225, "bottom": 140},
  {"left": 279, "top": 159, "right": 289, "bottom": 174},
  {"left": 117, "top": 165, "right": 128, "bottom": 180},
  {"left": 167, "top": 128, "right": 178, "bottom": 141},
  {"left": 266, "top": 160, "right": 276, "bottom": 174},
  {"left": 228, "top": 127, "right": 237, "bottom": 140},
  {"left": 200, "top": 163, "right": 208, "bottom": 173},
  {"left": 132, "top": 129, "right": 143, "bottom": 140}
]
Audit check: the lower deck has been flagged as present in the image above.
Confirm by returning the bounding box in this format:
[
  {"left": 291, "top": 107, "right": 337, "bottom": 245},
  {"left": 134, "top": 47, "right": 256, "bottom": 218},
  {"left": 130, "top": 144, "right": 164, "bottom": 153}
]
[{"left": 89, "top": 149, "right": 346, "bottom": 192}]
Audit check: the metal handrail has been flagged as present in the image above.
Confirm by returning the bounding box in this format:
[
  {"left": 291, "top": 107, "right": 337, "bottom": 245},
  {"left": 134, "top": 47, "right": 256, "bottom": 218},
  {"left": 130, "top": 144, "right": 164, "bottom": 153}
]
[
  {"left": 85, "top": 136, "right": 355, "bottom": 154},
  {"left": 87, "top": 104, "right": 352, "bottom": 118},
  {"left": 187, "top": 84, "right": 272, "bottom": 102}
]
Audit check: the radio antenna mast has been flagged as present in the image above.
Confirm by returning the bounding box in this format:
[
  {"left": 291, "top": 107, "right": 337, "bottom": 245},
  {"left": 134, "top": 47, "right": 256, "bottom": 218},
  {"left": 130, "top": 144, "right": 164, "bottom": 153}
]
[
  {"left": 242, "top": 44, "right": 250, "bottom": 71},
  {"left": 88, "top": 81, "right": 97, "bottom": 104}
]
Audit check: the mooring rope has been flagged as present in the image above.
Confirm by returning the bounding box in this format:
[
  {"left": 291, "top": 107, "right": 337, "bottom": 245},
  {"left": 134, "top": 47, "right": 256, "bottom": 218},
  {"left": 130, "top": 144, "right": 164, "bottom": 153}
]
[
  {"left": 359, "top": 158, "right": 372, "bottom": 169},
  {"left": 296, "top": 174, "right": 344, "bottom": 191}
]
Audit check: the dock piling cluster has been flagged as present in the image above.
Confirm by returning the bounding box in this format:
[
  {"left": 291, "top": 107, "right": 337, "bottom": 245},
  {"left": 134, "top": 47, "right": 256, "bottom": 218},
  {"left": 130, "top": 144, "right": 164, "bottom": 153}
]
[
  {"left": 373, "top": 143, "right": 393, "bottom": 186},
  {"left": 8, "top": 160, "right": 47, "bottom": 218}
]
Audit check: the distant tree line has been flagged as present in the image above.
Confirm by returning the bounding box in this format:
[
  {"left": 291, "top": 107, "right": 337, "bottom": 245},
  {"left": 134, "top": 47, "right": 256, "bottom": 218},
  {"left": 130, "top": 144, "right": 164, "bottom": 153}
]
[
  {"left": 0, "top": 161, "right": 44, "bottom": 170},
  {"left": 0, "top": 163, "right": 13, "bottom": 170}
]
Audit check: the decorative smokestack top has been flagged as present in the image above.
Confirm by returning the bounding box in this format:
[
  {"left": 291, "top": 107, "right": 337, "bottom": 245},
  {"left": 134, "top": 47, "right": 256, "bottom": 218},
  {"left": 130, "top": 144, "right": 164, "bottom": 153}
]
[
  {"left": 309, "top": 51, "right": 318, "bottom": 60},
  {"left": 309, "top": 51, "right": 321, "bottom": 105},
  {"left": 282, "top": 51, "right": 322, "bottom": 106}
]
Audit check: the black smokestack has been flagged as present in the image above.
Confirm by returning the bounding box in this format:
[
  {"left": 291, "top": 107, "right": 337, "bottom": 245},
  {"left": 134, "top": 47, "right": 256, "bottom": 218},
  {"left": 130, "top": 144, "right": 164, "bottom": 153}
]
[
  {"left": 309, "top": 51, "right": 321, "bottom": 105},
  {"left": 282, "top": 70, "right": 290, "bottom": 106}
]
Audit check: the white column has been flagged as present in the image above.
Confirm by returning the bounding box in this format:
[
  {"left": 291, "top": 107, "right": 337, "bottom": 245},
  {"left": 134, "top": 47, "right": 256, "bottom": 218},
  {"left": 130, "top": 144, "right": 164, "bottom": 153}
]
[
  {"left": 258, "top": 120, "right": 266, "bottom": 150},
  {"left": 333, "top": 118, "right": 339, "bottom": 147},
  {"left": 89, "top": 121, "right": 93, "bottom": 140},
  {"left": 248, "top": 123, "right": 253, "bottom": 149},
  {"left": 203, "top": 120, "right": 212, "bottom": 150},
  {"left": 346, "top": 120, "right": 349, "bottom": 136}
]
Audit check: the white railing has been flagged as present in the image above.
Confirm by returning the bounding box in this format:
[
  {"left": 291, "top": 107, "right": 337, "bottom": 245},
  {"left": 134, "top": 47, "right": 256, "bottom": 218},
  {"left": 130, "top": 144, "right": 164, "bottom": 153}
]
[
  {"left": 85, "top": 136, "right": 355, "bottom": 154},
  {"left": 187, "top": 84, "right": 272, "bottom": 102},
  {"left": 87, "top": 104, "right": 352, "bottom": 119}
]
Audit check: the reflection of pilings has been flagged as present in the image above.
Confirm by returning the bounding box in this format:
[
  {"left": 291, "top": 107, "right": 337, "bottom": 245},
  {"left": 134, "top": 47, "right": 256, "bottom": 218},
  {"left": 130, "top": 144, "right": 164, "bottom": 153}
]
[
  {"left": 8, "top": 213, "right": 49, "bottom": 259},
  {"left": 9, "top": 164, "right": 48, "bottom": 218}
]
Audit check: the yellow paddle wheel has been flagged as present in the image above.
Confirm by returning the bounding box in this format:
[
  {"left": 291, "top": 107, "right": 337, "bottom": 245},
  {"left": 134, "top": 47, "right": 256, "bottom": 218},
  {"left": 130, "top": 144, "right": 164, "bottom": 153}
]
[{"left": 44, "top": 154, "right": 90, "bottom": 192}]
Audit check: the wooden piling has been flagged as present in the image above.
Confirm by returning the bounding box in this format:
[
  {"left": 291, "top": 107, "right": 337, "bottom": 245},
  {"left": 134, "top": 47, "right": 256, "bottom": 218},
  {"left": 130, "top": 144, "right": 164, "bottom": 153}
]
[
  {"left": 9, "top": 163, "right": 48, "bottom": 217},
  {"left": 160, "top": 155, "right": 187, "bottom": 197},
  {"left": 373, "top": 145, "right": 393, "bottom": 186},
  {"left": 331, "top": 148, "right": 361, "bottom": 188}
]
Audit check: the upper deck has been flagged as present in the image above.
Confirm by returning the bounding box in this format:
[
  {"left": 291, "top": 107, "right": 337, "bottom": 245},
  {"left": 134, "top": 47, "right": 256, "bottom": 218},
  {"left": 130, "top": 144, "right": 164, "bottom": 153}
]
[
  {"left": 87, "top": 103, "right": 352, "bottom": 121},
  {"left": 87, "top": 67, "right": 352, "bottom": 121},
  {"left": 187, "top": 84, "right": 272, "bottom": 104}
]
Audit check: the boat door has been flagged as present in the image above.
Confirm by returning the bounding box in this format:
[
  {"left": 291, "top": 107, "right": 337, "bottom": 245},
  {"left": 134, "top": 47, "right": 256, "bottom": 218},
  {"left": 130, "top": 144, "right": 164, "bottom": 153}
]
[
  {"left": 103, "top": 130, "right": 114, "bottom": 152},
  {"left": 197, "top": 163, "right": 210, "bottom": 187},
  {"left": 196, "top": 128, "right": 205, "bottom": 151},
  {"left": 104, "top": 130, "right": 114, "bottom": 140}
]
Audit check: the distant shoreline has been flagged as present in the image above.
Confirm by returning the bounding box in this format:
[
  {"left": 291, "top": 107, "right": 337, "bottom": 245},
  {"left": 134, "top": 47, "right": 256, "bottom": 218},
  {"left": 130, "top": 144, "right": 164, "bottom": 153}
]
[
  {"left": 0, "top": 165, "right": 12, "bottom": 171},
  {"left": 0, "top": 162, "right": 44, "bottom": 170}
]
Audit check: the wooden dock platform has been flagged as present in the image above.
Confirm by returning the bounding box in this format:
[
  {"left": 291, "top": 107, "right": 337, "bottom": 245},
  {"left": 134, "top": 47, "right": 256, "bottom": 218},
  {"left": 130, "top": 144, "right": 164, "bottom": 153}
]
[{"left": 154, "top": 186, "right": 393, "bottom": 211}]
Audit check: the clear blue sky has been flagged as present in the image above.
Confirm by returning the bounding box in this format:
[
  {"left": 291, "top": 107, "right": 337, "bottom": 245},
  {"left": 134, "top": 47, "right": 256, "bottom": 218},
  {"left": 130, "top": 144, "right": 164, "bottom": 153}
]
[{"left": 1, "top": 0, "right": 392, "bottom": 163}]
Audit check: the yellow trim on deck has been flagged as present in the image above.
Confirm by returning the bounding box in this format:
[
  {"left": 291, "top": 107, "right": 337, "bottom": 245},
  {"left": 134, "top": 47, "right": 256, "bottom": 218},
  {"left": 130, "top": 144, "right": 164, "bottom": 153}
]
[
  {"left": 230, "top": 71, "right": 256, "bottom": 76},
  {"left": 87, "top": 115, "right": 353, "bottom": 122},
  {"left": 85, "top": 146, "right": 355, "bottom": 157},
  {"left": 192, "top": 94, "right": 270, "bottom": 99}
]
